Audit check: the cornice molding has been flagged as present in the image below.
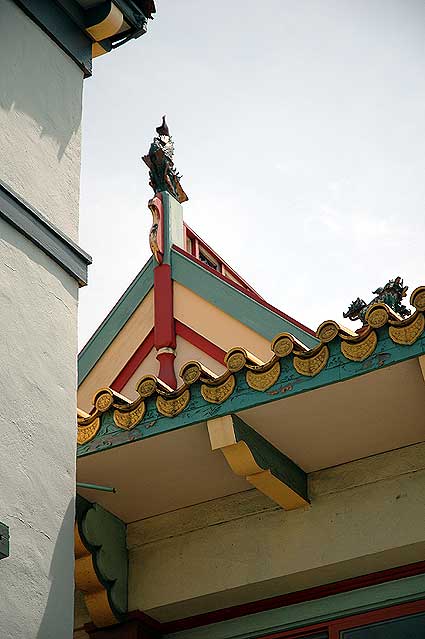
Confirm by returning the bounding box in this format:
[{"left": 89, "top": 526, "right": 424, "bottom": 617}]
[{"left": 0, "top": 180, "right": 91, "bottom": 286}]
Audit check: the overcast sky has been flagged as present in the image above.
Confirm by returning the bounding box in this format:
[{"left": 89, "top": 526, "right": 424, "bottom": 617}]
[{"left": 78, "top": 0, "right": 425, "bottom": 348}]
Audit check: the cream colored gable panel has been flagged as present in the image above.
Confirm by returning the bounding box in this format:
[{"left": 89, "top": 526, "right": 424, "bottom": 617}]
[
  {"left": 173, "top": 282, "right": 273, "bottom": 361},
  {"left": 174, "top": 335, "right": 226, "bottom": 381},
  {"left": 119, "top": 337, "right": 227, "bottom": 400},
  {"left": 78, "top": 290, "right": 154, "bottom": 411},
  {"left": 120, "top": 347, "right": 159, "bottom": 400}
]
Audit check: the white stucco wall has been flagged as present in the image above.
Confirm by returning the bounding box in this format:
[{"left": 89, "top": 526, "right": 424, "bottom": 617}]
[
  {"left": 0, "top": 2, "right": 84, "bottom": 637},
  {"left": 0, "top": 0, "right": 83, "bottom": 242}
]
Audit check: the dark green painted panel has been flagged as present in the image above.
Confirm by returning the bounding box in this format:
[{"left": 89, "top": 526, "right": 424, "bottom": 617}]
[
  {"left": 341, "top": 612, "right": 425, "bottom": 638},
  {"left": 78, "top": 257, "right": 154, "bottom": 385},
  {"left": 232, "top": 414, "right": 308, "bottom": 501},
  {"left": 76, "top": 495, "right": 128, "bottom": 619},
  {"left": 171, "top": 249, "right": 318, "bottom": 348}
]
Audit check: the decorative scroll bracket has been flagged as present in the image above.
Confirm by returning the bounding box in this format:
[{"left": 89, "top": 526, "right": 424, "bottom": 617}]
[
  {"left": 75, "top": 495, "right": 128, "bottom": 628},
  {"left": 207, "top": 414, "right": 309, "bottom": 510}
]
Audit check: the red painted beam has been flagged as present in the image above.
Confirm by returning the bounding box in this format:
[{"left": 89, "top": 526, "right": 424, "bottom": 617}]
[
  {"left": 175, "top": 320, "right": 226, "bottom": 364},
  {"left": 111, "top": 330, "right": 154, "bottom": 393}
]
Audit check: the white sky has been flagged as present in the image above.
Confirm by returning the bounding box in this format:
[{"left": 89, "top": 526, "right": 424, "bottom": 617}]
[{"left": 78, "top": 0, "right": 425, "bottom": 348}]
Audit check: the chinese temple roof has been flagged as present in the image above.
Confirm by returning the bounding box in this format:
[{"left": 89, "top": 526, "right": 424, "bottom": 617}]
[{"left": 76, "top": 120, "right": 425, "bottom": 528}]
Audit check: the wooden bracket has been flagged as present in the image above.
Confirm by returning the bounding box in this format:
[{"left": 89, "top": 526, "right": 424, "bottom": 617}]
[{"left": 207, "top": 414, "right": 309, "bottom": 510}]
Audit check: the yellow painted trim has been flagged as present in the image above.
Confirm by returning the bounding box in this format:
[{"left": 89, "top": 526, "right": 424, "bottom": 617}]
[
  {"left": 92, "top": 42, "right": 108, "bottom": 58},
  {"left": 74, "top": 524, "right": 117, "bottom": 627},
  {"left": 86, "top": 4, "right": 123, "bottom": 41},
  {"left": 208, "top": 417, "right": 308, "bottom": 510},
  {"left": 248, "top": 469, "right": 309, "bottom": 510}
]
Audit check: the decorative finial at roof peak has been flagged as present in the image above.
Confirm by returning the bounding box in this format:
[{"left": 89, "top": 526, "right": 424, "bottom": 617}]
[
  {"left": 344, "top": 276, "right": 411, "bottom": 324},
  {"left": 142, "top": 116, "right": 188, "bottom": 203}
]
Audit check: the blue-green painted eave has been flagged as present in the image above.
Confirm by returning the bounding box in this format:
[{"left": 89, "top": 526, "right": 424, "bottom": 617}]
[
  {"left": 78, "top": 257, "right": 154, "bottom": 385},
  {"left": 77, "top": 326, "right": 425, "bottom": 457},
  {"left": 171, "top": 248, "right": 318, "bottom": 349},
  {"left": 164, "top": 573, "right": 425, "bottom": 639}
]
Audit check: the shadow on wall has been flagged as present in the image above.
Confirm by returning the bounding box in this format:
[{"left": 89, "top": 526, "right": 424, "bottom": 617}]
[
  {"left": 0, "top": 1, "right": 82, "bottom": 160},
  {"left": 37, "top": 498, "right": 75, "bottom": 639}
]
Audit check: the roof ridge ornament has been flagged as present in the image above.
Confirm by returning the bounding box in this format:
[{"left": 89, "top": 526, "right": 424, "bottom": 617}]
[
  {"left": 142, "top": 116, "right": 188, "bottom": 203},
  {"left": 343, "top": 276, "right": 411, "bottom": 324}
]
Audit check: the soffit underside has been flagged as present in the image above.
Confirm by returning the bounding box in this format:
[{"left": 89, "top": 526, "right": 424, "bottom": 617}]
[{"left": 77, "top": 356, "right": 425, "bottom": 523}]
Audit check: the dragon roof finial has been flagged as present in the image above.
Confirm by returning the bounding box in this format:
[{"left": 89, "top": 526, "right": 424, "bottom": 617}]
[
  {"left": 142, "top": 116, "right": 188, "bottom": 203},
  {"left": 344, "top": 276, "right": 411, "bottom": 324}
]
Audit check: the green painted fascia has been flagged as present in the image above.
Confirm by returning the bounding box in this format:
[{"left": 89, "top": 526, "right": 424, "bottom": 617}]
[
  {"left": 77, "top": 329, "right": 425, "bottom": 458},
  {"left": 78, "top": 257, "right": 154, "bottom": 385},
  {"left": 171, "top": 248, "right": 318, "bottom": 348},
  {"left": 164, "top": 573, "right": 425, "bottom": 639},
  {"left": 14, "top": 0, "right": 92, "bottom": 77}
]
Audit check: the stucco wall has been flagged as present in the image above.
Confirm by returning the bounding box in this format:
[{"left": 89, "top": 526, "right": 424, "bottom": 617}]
[
  {"left": 0, "top": 0, "right": 83, "bottom": 242},
  {"left": 127, "top": 442, "right": 425, "bottom": 622},
  {"left": 0, "top": 221, "right": 79, "bottom": 637},
  {"left": 0, "top": 2, "right": 84, "bottom": 637}
]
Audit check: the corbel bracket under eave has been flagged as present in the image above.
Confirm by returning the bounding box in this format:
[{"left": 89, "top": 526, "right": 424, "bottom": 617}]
[
  {"left": 75, "top": 495, "right": 128, "bottom": 628},
  {"left": 85, "top": 2, "right": 124, "bottom": 58},
  {"left": 207, "top": 414, "right": 309, "bottom": 510}
]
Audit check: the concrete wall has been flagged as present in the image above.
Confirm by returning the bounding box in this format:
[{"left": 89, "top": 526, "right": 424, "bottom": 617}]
[
  {"left": 127, "top": 442, "right": 425, "bottom": 622},
  {"left": 0, "top": 1, "right": 83, "bottom": 637},
  {"left": 0, "top": 0, "right": 83, "bottom": 241}
]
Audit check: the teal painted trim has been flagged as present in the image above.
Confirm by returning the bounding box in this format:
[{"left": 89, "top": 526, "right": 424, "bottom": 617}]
[
  {"left": 77, "top": 329, "right": 425, "bottom": 457},
  {"left": 171, "top": 249, "right": 317, "bottom": 348},
  {"left": 0, "top": 179, "right": 91, "bottom": 286},
  {"left": 14, "top": 0, "right": 92, "bottom": 77},
  {"left": 78, "top": 257, "right": 154, "bottom": 385},
  {"left": 164, "top": 574, "right": 425, "bottom": 639},
  {"left": 232, "top": 415, "right": 308, "bottom": 501}
]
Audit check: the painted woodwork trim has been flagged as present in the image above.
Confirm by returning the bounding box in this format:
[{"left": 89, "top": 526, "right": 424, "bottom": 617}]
[
  {"left": 77, "top": 285, "right": 425, "bottom": 457},
  {"left": 78, "top": 257, "right": 154, "bottom": 385},
  {"left": 85, "top": 2, "right": 124, "bottom": 42},
  {"left": 111, "top": 329, "right": 155, "bottom": 392},
  {"left": 75, "top": 495, "right": 128, "bottom": 628},
  {"left": 14, "top": 0, "right": 93, "bottom": 76},
  {"left": 110, "top": 322, "right": 225, "bottom": 395},
  {"left": 147, "top": 561, "right": 425, "bottom": 635},
  {"left": 183, "top": 223, "right": 264, "bottom": 299},
  {"left": 0, "top": 179, "right": 91, "bottom": 286},
  {"left": 162, "top": 575, "right": 425, "bottom": 639},
  {"left": 171, "top": 247, "right": 317, "bottom": 345},
  {"left": 175, "top": 321, "right": 226, "bottom": 364},
  {"left": 207, "top": 414, "right": 308, "bottom": 509}
]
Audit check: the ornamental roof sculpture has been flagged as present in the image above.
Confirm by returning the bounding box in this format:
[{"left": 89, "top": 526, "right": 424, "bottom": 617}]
[
  {"left": 77, "top": 282, "right": 425, "bottom": 454},
  {"left": 142, "top": 116, "right": 188, "bottom": 203},
  {"left": 344, "top": 276, "right": 410, "bottom": 324}
]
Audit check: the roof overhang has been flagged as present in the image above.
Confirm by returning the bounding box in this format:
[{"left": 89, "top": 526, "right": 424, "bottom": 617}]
[
  {"left": 76, "top": 290, "right": 425, "bottom": 523},
  {"left": 14, "top": 0, "right": 155, "bottom": 77}
]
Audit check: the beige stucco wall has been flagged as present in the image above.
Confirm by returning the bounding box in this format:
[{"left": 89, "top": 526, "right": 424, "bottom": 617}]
[
  {"left": 0, "top": 2, "right": 84, "bottom": 637},
  {"left": 0, "top": 0, "right": 83, "bottom": 241},
  {"left": 127, "top": 441, "right": 425, "bottom": 622}
]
